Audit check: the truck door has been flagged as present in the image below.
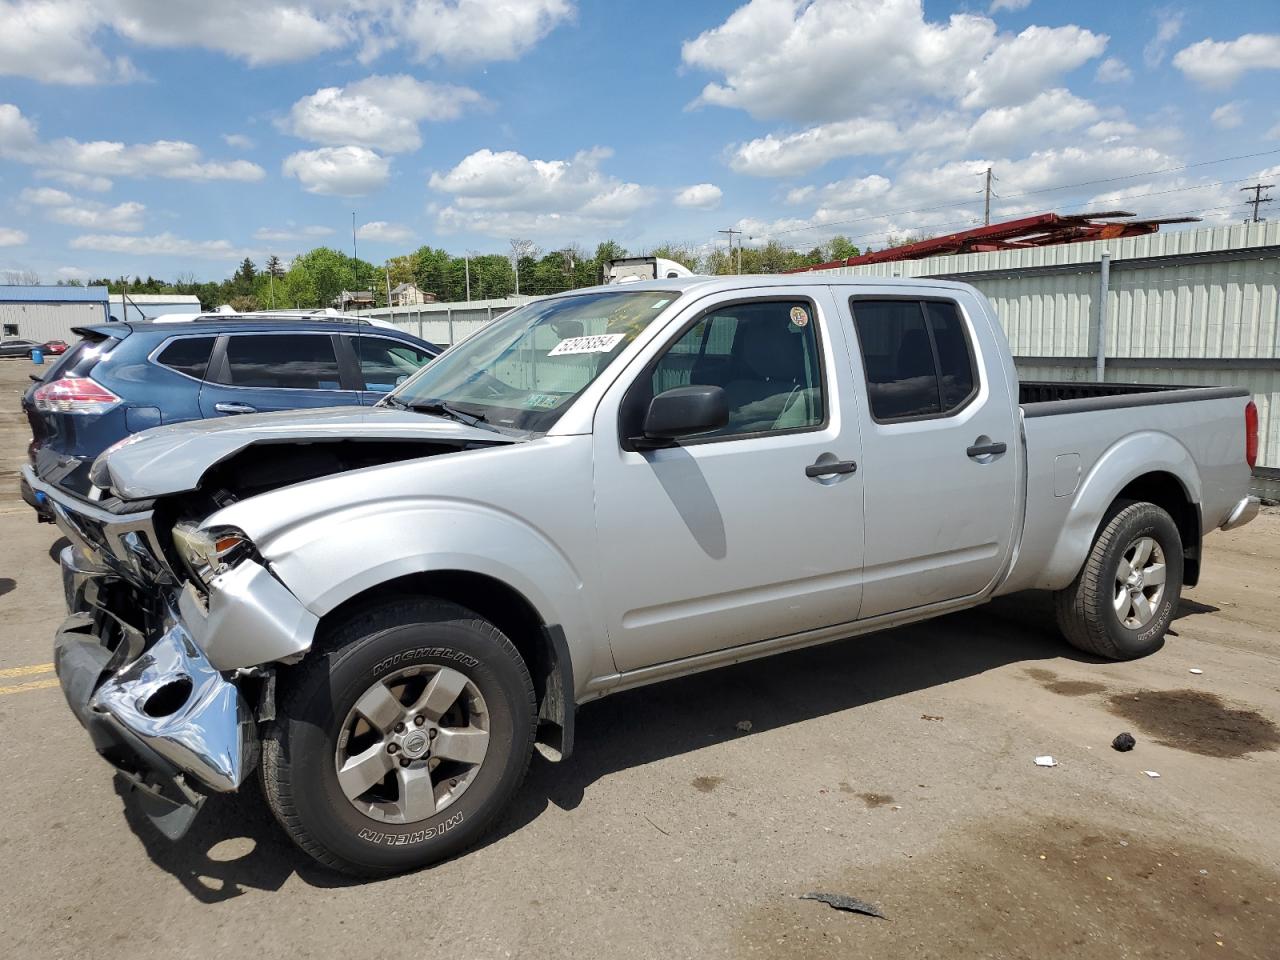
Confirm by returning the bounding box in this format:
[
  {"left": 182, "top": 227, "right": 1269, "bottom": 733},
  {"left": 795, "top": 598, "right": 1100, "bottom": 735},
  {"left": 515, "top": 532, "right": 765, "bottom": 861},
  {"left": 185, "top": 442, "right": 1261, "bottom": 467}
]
[
  {"left": 842, "top": 292, "right": 1019, "bottom": 620},
  {"left": 592, "top": 287, "right": 865, "bottom": 673}
]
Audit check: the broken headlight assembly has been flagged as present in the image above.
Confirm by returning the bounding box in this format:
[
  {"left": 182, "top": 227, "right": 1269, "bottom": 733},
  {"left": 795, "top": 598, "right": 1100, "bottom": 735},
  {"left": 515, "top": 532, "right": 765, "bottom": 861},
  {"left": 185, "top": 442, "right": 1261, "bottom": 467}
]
[{"left": 171, "top": 522, "right": 252, "bottom": 589}]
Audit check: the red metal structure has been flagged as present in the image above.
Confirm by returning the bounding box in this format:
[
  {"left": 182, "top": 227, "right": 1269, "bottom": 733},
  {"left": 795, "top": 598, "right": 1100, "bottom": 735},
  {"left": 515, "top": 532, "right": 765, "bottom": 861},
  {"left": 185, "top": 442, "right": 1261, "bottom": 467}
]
[{"left": 788, "top": 211, "right": 1200, "bottom": 271}]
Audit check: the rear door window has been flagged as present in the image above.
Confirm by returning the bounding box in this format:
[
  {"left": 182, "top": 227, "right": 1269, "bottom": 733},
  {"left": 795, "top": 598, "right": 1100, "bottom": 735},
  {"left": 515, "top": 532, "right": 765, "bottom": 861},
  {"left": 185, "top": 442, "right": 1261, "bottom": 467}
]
[
  {"left": 155, "top": 336, "right": 216, "bottom": 379},
  {"left": 353, "top": 337, "right": 436, "bottom": 391},
  {"left": 218, "top": 334, "right": 343, "bottom": 390},
  {"left": 849, "top": 298, "right": 977, "bottom": 422}
]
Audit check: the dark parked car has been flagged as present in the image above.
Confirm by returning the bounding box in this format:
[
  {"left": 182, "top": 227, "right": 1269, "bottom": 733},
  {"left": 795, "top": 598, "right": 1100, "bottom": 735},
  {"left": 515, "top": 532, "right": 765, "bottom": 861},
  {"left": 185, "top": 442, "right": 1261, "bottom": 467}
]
[
  {"left": 0, "top": 338, "right": 43, "bottom": 358},
  {"left": 21, "top": 316, "right": 439, "bottom": 511}
]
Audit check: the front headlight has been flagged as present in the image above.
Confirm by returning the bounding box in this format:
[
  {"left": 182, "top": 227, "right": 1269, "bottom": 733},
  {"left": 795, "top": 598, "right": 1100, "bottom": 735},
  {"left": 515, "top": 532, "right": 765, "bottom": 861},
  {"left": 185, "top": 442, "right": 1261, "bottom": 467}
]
[{"left": 171, "top": 523, "right": 251, "bottom": 588}]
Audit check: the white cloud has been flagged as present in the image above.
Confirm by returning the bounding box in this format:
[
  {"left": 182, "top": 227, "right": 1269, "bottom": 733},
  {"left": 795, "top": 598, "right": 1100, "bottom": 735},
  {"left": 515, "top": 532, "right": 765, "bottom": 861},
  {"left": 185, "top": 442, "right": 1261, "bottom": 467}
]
[
  {"left": 429, "top": 146, "right": 653, "bottom": 238},
  {"left": 682, "top": 0, "right": 1103, "bottom": 122},
  {"left": 1173, "top": 34, "right": 1280, "bottom": 89},
  {"left": 37, "top": 170, "right": 113, "bottom": 192},
  {"left": 0, "top": 0, "right": 138, "bottom": 84},
  {"left": 1211, "top": 102, "right": 1245, "bottom": 129},
  {"left": 253, "top": 224, "right": 334, "bottom": 242},
  {"left": 402, "top": 0, "right": 573, "bottom": 63},
  {"left": 48, "top": 199, "right": 146, "bottom": 232},
  {"left": 961, "top": 25, "right": 1106, "bottom": 109},
  {"left": 0, "top": 104, "right": 265, "bottom": 183},
  {"left": 729, "top": 118, "right": 908, "bottom": 177},
  {"left": 738, "top": 143, "right": 1209, "bottom": 250},
  {"left": 0, "top": 227, "right": 27, "bottom": 246},
  {"left": 222, "top": 133, "right": 254, "bottom": 149},
  {"left": 55, "top": 266, "right": 92, "bottom": 281},
  {"left": 283, "top": 146, "right": 391, "bottom": 196},
  {"left": 283, "top": 75, "right": 485, "bottom": 153},
  {"left": 674, "top": 183, "right": 723, "bottom": 210},
  {"left": 356, "top": 221, "right": 414, "bottom": 243},
  {"left": 0, "top": 2, "right": 574, "bottom": 84},
  {"left": 965, "top": 89, "right": 1099, "bottom": 152},
  {"left": 729, "top": 89, "right": 1097, "bottom": 177},
  {"left": 1095, "top": 57, "right": 1133, "bottom": 83},
  {"left": 1143, "top": 9, "right": 1183, "bottom": 67},
  {"left": 1088, "top": 120, "right": 1140, "bottom": 141},
  {"left": 19, "top": 186, "right": 73, "bottom": 206},
  {"left": 69, "top": 231, "right": 251, "bottom": 260},
  {"left": 107, "top": 0, "right": 347, "bottom": 66},
  {"left": 989, "top": 0, "right": 1030, "bottom": 11}
]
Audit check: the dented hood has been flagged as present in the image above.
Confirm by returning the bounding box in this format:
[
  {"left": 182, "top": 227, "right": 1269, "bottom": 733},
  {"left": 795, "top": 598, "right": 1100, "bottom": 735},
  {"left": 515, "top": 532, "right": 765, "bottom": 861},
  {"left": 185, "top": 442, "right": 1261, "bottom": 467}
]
[{"left": 98, "top": 406, "right": 509, "bottom": 500}]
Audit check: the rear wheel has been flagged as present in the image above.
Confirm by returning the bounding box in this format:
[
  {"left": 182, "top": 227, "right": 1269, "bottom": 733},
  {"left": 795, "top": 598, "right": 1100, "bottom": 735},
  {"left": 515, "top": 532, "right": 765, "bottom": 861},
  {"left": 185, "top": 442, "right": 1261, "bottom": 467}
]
[
  {"left": 1054, "top": 500, "right": 1184, "bottom": 660},
  {"left": 262, "top": 598, "right": 536, "bottom": 876}
]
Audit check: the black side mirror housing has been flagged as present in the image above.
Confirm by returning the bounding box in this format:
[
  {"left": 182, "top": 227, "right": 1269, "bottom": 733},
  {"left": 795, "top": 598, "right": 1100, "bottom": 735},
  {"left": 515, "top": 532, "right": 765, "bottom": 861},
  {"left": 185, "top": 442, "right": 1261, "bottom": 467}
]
[{"left": 635, "top": 385, "right": 729, "bottom": 448}]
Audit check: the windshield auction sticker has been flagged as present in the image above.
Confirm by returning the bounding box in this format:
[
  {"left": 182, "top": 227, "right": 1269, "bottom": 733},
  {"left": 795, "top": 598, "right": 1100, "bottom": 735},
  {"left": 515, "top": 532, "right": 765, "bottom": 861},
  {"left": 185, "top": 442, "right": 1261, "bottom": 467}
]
[{"left": 548, "top": 333, "right": 627, "bottom": 356}]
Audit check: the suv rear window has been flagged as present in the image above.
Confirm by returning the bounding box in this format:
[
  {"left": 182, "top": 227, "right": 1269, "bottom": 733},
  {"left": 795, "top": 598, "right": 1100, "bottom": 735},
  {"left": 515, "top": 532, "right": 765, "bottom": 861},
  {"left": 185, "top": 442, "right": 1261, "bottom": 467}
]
[
  {"left": 156, "top": 336, "right": 215, "bottom": 379},
  {"left": 219, "top": 334, "right": 343, "bottom": 390}
]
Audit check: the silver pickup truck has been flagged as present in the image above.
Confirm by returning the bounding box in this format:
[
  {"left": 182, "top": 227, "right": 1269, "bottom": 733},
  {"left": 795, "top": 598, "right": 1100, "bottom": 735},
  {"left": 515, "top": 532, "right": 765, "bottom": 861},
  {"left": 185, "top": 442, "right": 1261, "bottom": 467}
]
[{"left": 29, "top": 275, "right": 1260, "bottom": 875}]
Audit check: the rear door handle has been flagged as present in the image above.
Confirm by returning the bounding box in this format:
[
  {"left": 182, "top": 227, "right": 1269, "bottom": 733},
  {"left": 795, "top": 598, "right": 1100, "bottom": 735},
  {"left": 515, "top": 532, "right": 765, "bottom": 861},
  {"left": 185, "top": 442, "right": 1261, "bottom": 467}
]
[
  {"left": 966, "top": 440, "right": 1007, "bottom": 459},
  {"left": 805, "top": 459, "right": 858, "bottom": 478},
  {"left": 215, "top": 402, "right": 257, "bottom": 415}
]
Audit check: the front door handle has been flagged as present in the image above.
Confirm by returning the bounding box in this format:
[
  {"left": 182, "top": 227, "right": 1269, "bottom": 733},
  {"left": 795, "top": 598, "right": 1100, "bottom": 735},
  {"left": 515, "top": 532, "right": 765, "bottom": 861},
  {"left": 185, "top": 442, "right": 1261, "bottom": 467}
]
[
  {"left": 805, "top": 459, "right": 858, "bottom": 478},
  {"left": 966, "top": 440, "right": 1007, "bottom": 459},
  {"left": 215, "top": 401, "right": 257, "bottom": 415}
]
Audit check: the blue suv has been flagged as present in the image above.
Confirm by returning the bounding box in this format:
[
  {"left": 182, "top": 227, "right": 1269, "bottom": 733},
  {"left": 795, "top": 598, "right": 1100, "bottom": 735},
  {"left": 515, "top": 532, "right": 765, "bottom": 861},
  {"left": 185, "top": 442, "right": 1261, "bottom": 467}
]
[{"left": 21, "top": 315, "right": 439, "bottom": 509}]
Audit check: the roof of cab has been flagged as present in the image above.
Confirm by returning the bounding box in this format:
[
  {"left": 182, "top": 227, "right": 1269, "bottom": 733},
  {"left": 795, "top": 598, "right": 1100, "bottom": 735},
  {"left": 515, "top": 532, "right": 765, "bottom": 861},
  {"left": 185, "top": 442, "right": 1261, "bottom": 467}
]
[{"left": 547, "top": 273, "right": 973, "bottom": 299}]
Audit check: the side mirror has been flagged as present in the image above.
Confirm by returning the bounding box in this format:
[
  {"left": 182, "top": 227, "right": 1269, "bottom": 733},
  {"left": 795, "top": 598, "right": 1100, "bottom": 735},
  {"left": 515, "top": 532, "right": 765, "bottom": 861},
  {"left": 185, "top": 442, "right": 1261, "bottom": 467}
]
[{"left": 635, "top": 385, "right": 728, "bottom": 448}]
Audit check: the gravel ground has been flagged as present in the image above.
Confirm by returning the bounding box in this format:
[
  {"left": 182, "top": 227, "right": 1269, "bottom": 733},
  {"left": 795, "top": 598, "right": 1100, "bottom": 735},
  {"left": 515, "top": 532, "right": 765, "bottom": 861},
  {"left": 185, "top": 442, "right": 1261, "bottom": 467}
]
[{"left": 1, "top": 357, "right": 1277, "bottom": 959}]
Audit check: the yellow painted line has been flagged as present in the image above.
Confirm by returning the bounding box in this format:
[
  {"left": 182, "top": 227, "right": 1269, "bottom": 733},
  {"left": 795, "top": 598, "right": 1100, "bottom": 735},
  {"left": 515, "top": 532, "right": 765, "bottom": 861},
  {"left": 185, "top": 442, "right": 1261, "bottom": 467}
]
[
  {"left": 0, "top": 663, "right": 55, "bottom": 680},
  {"left": 0, "top": 677, "right": 60, "bottom": 697}
]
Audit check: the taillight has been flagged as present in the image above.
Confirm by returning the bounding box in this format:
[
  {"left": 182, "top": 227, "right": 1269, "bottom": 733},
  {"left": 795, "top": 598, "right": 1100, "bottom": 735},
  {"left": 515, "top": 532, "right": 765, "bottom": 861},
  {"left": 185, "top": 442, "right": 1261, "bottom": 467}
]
[
  {"left": 31, "top": 377, "right": 121, "bottom": 415},
  {"left": 1245, "top": 401, "right": 1258, "bottom": 469}
]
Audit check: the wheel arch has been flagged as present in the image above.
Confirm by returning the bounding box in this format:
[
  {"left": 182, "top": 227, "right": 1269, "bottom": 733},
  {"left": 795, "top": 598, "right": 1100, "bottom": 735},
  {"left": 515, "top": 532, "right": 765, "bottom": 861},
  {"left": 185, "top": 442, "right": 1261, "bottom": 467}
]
[
  {"left": 316, "top": 571, "right": 575, "bottom": 760},
  {"left": 1037, "top": 431, "right": 1203, "bottom": 590}
]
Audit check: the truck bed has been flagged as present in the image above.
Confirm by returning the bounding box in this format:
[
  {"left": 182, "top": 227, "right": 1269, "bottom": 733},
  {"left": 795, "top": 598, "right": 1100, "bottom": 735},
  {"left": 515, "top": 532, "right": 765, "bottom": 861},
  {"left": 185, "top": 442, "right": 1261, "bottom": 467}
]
[{"left": 1019, "top": 380, "right": 1248, "bottom": 418}]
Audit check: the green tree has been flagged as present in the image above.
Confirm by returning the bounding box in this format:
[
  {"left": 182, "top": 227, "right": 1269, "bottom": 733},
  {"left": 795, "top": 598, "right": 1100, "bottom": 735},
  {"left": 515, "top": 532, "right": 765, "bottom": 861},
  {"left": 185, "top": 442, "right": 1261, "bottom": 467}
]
[{"left": 827, "top": 235, "right": 860, "bottom": 261}]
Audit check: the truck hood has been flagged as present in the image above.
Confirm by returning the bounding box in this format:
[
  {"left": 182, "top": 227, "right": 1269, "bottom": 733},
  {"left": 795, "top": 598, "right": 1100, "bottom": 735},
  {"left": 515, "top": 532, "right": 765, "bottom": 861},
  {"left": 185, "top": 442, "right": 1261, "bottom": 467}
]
[{"left": 97, "top": 406, "right": 511, "bottom": 500}]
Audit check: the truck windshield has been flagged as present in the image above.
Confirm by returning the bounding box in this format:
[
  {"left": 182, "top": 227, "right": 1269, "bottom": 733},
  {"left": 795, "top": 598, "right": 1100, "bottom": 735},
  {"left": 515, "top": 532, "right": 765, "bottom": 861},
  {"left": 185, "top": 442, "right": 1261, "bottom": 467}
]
[{"left": 384, "top": 289, "right": 679, "bottom": 433}]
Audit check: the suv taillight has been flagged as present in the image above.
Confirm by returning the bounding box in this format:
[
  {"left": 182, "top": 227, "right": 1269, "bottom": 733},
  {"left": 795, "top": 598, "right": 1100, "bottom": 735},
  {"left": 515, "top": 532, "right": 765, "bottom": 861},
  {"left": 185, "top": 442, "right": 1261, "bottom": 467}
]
[
  {"left": 1245, "top": 401, "right": 1258, "bottom": 469},
  {"left": 32, "top": 376, "right": 121, "bottom": 415}
]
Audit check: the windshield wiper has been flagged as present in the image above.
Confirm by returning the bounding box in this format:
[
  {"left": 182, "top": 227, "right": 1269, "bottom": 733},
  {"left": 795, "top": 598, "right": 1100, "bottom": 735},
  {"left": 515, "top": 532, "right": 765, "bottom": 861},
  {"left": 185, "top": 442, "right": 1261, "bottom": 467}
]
[
  {"left": 406, "top": 399, "right": 489, "bottom": 427},
  {"left": 380, "top": 395, "right": 408, "bottom": 410}
]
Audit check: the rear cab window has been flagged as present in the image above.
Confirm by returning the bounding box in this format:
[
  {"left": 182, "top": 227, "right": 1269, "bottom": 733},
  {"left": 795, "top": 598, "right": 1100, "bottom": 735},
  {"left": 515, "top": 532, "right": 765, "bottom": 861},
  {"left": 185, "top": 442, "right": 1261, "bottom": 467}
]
[
  {"left": 43, "top": 330, "right": 121, "bottom": 381},
  {"left": 216, "top": 334, "right": 344, "bottom": 390},
  {"left": 849, "top": 298, "right": 977, "bottom": 422}
]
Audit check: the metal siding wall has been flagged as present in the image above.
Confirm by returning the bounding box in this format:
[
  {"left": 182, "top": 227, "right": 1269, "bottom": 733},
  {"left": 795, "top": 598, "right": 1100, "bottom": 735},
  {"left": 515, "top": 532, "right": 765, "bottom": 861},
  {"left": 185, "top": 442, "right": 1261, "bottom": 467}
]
[{"left": 0, "top": 302, "right": 107, "bottom": 342}]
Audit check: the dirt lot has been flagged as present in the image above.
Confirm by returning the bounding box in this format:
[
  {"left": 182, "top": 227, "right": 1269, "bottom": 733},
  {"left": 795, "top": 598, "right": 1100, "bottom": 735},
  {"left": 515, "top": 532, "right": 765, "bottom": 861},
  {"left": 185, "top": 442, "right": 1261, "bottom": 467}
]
[{"left": 1, "top": 357, "right": 1278, "bottom": 959}]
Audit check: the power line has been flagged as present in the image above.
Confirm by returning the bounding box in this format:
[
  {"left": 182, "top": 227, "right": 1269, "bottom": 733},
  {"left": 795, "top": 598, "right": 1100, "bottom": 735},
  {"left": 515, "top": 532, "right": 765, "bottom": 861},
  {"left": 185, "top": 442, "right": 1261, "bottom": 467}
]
[
  {"left": 1240, "top": 183, "right": 1274, "bottom": 223},
  {"left": 718, "top": 227, "right": 743, "bottom": 274}
]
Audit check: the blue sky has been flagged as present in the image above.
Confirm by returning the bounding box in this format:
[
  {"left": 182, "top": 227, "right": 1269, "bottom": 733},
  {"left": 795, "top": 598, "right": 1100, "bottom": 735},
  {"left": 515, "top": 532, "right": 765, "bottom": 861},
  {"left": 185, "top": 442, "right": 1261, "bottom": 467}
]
[{"left": 1, "top": 0, "right": 1279, "bottom": 282}]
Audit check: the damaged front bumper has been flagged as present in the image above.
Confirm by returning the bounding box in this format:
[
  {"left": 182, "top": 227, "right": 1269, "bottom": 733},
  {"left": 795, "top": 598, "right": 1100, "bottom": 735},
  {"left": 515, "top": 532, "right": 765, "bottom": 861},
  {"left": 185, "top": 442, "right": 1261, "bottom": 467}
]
[
  {"left": 27, "top": 464, "right": 317, "bottom": 839},
  {"left": 53, "top": 592, "right": 258, "bottom": 837}
]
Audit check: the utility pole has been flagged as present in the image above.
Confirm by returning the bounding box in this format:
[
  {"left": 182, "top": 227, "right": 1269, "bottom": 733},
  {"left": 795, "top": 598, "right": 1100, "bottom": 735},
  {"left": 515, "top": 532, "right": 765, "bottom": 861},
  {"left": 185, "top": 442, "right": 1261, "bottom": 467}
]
[
  {"left": 1240, "top": 183, "right": 1274, "bottom": 223},
  {"left": 351, "top": 212, "right": 358, "bottom": 261},
  {"left": 718, "top": 228, "right": 742, "bottom": 274},
  {"left": 982, "top": 166, "right": 998, "bottom": 226},
  {"left": 385, "top": 260, "right": 392, "bottom": 310},
  {"left": 464, "top": 252, "right": 472, "bottom": 302}
]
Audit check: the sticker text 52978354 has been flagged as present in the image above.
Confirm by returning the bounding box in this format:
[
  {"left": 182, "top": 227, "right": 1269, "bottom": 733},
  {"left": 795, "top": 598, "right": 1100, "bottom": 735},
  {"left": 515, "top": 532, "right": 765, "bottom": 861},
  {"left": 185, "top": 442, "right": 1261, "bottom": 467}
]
[{"left": 548, "top": 333, "right": 627, "bottom": 356}]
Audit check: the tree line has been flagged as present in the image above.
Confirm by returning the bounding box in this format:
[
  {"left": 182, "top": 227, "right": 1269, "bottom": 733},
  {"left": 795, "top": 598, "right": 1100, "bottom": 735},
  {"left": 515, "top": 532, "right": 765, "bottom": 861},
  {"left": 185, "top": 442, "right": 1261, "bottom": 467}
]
[{"left": 55, "top": 234, "right": 867, "bottom": 311}]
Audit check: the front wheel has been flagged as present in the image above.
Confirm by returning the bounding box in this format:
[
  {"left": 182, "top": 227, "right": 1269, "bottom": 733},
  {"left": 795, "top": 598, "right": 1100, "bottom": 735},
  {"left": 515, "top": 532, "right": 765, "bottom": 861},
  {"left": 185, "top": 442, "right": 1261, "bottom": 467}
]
[
  {"left": 262, "top": 598, "right": 536, "bottom": 876},
  {"left": 1054, "top": 500, "right": 1184, "bottom": 660}
]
